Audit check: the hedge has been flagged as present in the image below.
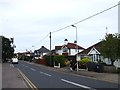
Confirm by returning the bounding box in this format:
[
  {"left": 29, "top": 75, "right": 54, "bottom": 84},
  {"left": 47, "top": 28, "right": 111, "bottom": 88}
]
[
  {"left": 53, "top": 55, "right": 66, "bottom": 67},
  {"left": 43, "top": 55, "right": 54, "bottom": 67}
]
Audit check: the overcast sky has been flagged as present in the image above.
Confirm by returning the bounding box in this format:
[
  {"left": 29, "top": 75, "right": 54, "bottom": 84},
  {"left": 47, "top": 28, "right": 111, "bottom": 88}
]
[{"left": 0, "top": 0, "right": 119, "bottom": 53}]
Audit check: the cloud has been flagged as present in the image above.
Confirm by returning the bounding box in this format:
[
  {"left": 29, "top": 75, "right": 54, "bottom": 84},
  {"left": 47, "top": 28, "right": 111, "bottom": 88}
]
[{"left": 0, "top": 0, "right": 119, "bottom": 52}]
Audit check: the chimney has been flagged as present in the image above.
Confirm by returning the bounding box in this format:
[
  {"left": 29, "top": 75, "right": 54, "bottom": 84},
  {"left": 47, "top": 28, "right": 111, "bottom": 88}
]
[{"left": 64, "top": 39, "right": 68, "bottom": 45}]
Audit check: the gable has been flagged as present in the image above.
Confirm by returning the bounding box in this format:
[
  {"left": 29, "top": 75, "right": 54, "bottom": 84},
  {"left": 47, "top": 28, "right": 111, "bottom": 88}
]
[
  {"left": 78, "top": 41, "right": 102, "bottom": 55},
  {"left": 88, "top": 47, "right": 100, "bottom": 55},
  {"left": 37, "top": 46, "right": 50, "bottom": 53}
]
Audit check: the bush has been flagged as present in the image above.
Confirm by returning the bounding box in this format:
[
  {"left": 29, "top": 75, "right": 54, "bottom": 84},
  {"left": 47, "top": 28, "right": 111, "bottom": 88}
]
[
  {"left": 24, "top": 56, "right": 31, "bottom": 61},
  {"left": 54, "top": 55, "right": 66, "bottom": 67},
  {"left": 79, "top": 58, "right": 92, "bottom": 69},
  {"left": 86, "top": 62, "right": 97, "bottom": 71},
  {"left": 43, "top": 55, "right": 54, "bottom": 67},
  {"left": 86, "top": 62, "right": 104, "bottom": 73},
  {"left": 64, "top": 60, "right": 70, "bottom": 66}
]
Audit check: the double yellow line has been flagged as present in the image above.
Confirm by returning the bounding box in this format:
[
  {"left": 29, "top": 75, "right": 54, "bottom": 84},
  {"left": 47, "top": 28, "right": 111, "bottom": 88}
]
[{"left": 18, "top": 69, "right": 38, "bottom": 90}]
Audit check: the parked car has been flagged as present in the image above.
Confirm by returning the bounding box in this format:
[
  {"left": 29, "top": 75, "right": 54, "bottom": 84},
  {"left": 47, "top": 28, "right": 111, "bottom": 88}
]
[{"left": 11, "top": 58, "right": 18, "bottom": 64}]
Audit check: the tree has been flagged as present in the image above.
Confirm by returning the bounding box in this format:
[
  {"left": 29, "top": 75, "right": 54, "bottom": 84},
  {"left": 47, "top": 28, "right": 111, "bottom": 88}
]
[
  {"left": 1, "top": 36, "right": 14, "bottom": 62},
  {"left": 117, "top": 34, "right": 120, "bottom": 59},
  {"left": 100, "top": 33, "right": 119, "bottom": 65}
]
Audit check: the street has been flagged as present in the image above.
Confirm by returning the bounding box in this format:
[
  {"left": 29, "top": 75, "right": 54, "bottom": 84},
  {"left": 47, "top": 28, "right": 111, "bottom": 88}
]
[{"left": 12, "top": 61, "right": 119, "bottom": 90}]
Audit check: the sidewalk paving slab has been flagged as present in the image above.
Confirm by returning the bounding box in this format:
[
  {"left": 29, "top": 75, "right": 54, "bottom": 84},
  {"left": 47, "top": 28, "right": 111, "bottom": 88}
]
[{"left": 2, "top": 63, "right": 28, "bottom": 88}]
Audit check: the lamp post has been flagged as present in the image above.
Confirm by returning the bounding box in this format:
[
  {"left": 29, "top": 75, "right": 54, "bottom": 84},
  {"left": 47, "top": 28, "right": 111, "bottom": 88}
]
[
  {"left": 71, "top": 25, "right": 79, "bottom": 71},
  {"left": 32, "top": 45, "right": 35, "bottom": 60},
  {"left": 49, "top": 32, "right": 52, "bottom": 67}
]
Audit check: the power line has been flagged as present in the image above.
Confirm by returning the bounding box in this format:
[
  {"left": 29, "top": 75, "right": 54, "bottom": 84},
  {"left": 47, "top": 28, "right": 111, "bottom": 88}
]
[
  {"left": 51, "top": 3, "right": 119, "bottom": 34},
  {"left": 25, "top": 3, "right": 119, "bottom": 51},
  {"left": 33, "top": 33, "right": 50, "bottom": 47},
  {"left": 24, "top": 33, "right": 49, "bottom": 51}
]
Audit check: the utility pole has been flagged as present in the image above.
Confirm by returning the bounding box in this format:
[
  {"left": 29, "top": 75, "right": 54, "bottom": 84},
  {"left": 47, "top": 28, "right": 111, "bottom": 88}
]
[
  {"left": 118, "top": 1, "right": 120, "bottom": 35},
  {"left": 50, "top": 32, "right": 52, "bottom": 67}
]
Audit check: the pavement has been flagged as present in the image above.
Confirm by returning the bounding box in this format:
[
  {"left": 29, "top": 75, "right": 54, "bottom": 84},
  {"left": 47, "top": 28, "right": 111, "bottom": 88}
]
[{"left": 2, "top": 62, "right": 28, "bottom": 88}]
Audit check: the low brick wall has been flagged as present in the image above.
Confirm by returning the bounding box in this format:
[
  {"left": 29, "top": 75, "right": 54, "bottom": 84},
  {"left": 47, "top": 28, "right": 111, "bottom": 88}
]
[
  {"left": 103, "top": 66, "right": 116, "bottom": 73},
  {"left": 36, "top": 59, "right": 46, "bottom": 65}
]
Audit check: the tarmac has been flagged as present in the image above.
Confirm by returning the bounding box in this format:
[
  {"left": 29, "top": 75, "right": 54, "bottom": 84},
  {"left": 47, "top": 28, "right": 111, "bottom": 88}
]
[
  {"left": 33, "top": 63, "right": 119, "bottom": 84},
  {"left": 2, "top": 61, "right": 120, "bottom": 89}
]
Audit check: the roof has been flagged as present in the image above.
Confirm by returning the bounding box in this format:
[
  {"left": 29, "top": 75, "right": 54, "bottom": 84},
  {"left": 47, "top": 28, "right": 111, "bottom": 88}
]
[
  {"left": 67, "top": 43, "right": 84, "bottom": 49},
  {"left": 78, "top": 41, "right": 102, "bottom": 55},
  {"left": 55, "top": 43, "right": 85, "bottom": 50},
  {"left": 36, "top": 46, "right": 49, "bottom": 53},
  {"left": 55, "top": 46, "right": 62, "bottom": 50}
]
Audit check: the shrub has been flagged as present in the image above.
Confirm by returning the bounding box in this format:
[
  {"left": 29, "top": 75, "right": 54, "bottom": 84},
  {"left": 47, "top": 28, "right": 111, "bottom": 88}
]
[
  {"left": 54, "top": 55, "right": 66, "bottom": 67},
  {"left": 79, "top": 58, "right": 92, "bottom": 69},
  {"left": 64, "top": 60, "right": 70, "bottom": 66},
  {"left": 86, "top": 62, "right": 97, "bottom": 71},
  {"left": 43, "top": 55, "right": 54, "bottom": 67},
  {"left": 24, "top": 56, "right": 30, "bottom": 61}
]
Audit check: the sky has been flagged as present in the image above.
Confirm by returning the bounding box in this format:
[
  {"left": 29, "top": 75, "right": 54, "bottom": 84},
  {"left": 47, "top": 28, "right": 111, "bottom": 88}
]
[{"left": 0, "top": 0, "right": 119, "bottom": 53}]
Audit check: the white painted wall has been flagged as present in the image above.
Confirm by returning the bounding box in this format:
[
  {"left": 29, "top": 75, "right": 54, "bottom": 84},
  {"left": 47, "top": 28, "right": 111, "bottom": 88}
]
[
  {"left": 56, "top": 50, "right": 62, "bottom": 55},
  {"left": 70, "top": 49, "right": 77, "bottom": 55}
]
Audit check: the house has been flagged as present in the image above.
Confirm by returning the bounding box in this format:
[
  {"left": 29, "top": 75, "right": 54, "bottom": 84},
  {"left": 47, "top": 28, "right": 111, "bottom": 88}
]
[
  {"left": 55, "top": 42, "right": 85, "bottom": 56},
  {"left": 78, "top": 42, "right": 102, "bottom": 63},
  {"left": 17, "top": 51, "right": 33, "bottom": 60},
  {"left": 34, "top": 46, "right": 49, "bottom": 59},
  {"left": 78, "top": 41, "right": 120, "bottom": 67}
]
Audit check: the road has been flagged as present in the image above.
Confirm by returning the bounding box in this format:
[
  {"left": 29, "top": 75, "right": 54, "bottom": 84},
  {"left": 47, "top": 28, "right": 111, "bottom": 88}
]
[{"left": 14, "top": 61, "right": 119, "bottom": 90}]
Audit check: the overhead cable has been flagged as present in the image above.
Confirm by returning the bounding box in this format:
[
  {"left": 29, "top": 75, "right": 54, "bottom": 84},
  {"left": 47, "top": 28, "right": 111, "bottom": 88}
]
[{"left": 51, "top": 3, "right": 119, "bottom": 34}]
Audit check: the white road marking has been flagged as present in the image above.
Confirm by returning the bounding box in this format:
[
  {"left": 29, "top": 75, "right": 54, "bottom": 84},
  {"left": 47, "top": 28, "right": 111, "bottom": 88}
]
[
  {"left": 10, "top": 64, "right": 14, "bottom": 68},
  {"left": 40, "top": 71, "right": 51, "bottom": 77},
  {"left": 61, "top": 79, "right": 91, "bottom": 89},
  {"left": 30, "top": 68, "right": 36, "bottom": 71}
]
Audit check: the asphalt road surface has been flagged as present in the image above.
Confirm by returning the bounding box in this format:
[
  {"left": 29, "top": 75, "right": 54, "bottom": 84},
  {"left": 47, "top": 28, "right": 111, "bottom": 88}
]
[{"left": 14, "top": 61, "right": 119, "bottom": 90}]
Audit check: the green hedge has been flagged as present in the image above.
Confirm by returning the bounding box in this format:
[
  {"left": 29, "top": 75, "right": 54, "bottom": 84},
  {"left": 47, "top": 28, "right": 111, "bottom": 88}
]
[
  {"left": 43, "top": 55, "right": 66, "bottom": 67},
  {"left": 43, "top": 55, "right": 54, "bottom": 67},
  {"left": 54, "top": 55, "right": 66, "bottom": 67}
]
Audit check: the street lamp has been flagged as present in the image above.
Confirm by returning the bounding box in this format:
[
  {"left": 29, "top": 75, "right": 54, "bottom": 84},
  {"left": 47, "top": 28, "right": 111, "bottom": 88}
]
[
  {"left": 49, "top": 32, "right": 52, "bottom": 67},
  {"left": 71, "top": 25, "right": 79, "bottom": 71},
  {"left": 32, "top": 45, "right": 35, "bottom": 60}
]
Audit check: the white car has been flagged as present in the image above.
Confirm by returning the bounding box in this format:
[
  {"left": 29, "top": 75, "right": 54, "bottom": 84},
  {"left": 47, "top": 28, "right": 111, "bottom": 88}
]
[{"left": 11, "top": 58, "right": 18, "bottom": 64}]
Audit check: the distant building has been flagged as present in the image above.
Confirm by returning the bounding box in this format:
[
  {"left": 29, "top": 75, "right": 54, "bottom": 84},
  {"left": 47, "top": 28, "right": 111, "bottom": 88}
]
[{"left": 34, "top": 46, "right": 49, "bottom": 59}]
